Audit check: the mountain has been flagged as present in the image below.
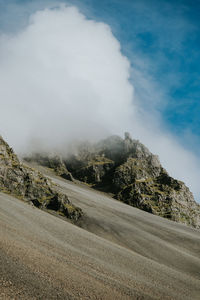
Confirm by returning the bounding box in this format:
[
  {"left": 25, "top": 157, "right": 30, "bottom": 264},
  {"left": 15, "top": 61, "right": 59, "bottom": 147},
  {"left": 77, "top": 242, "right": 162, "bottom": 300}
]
[
  {"left": 0, "top": 136, "right": 82, "bottom": 220},
  {"left": 26, "top": 133, "right": 200, "bottom": 228},
  {"left": 1, "top": 134, "right": 200, "bottom": 299}
]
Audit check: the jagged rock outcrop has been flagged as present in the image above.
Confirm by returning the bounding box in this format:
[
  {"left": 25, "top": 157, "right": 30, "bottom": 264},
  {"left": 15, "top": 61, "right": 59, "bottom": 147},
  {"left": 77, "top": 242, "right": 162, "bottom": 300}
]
[
  {"left": 0, "top": 136, "right": 82, "bottom": 220},
  {"left": 64, "top": 133, "right": 200, "bottom": 228},
  {"left": 26, "top": 133, "right": 200, "bottom": 228},
  {"left": 65, "top": 134, "right": 163, "bottom": 190}
]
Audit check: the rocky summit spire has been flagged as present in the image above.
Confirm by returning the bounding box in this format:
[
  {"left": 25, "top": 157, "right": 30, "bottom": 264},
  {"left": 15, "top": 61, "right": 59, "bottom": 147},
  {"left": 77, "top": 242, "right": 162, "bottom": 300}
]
[{"left": 124, "top": 132, "right": 132, "bottom": 140}]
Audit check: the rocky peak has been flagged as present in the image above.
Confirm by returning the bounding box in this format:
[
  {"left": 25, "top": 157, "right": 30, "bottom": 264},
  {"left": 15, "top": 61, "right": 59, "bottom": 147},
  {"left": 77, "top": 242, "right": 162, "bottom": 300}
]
[
  {"left": 0, "top": 136, "right": 82, "bottom": 220},
  {"left": 66, "top": 134, "right": 200, "bottom": 228},
  {"left": 25, "top": 133, "right": 200, "bottom": 228}
]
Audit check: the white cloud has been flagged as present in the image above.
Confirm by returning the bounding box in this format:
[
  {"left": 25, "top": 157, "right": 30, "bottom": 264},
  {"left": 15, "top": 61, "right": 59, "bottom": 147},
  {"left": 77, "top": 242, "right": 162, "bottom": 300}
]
[
  {"left": 0, "top": 4, "right": 199, "bottom": 201},
  {"left": 0, "top": 5, "right": 134, "bottom": 150}
]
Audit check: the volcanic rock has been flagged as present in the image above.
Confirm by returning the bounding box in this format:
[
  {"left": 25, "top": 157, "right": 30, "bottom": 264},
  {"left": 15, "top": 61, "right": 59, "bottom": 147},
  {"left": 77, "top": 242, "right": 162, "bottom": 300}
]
[
  {"left": 64, "top": 133, "right": 200, "bottom": 228},
  {"left": 0, "top": 136, "right": 82, "bottom": 220},
  {"left": 26, "top": 133, "right": 200, "bottom": 228}
]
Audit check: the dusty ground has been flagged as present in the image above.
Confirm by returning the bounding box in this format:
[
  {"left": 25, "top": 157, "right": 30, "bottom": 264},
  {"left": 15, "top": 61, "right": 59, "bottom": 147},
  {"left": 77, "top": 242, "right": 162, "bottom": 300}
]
[{"left": 0, "top": 165, "right": 200, "bottom": 299}]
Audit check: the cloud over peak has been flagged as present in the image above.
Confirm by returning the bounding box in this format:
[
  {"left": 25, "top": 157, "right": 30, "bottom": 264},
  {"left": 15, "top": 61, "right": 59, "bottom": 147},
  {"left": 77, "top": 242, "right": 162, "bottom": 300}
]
[{"left": 0, "top": 4, "right": 200, "bottom": 201}]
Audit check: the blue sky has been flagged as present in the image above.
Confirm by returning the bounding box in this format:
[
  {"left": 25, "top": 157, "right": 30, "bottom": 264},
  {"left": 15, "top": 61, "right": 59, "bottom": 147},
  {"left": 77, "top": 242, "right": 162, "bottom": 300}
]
[
  {"left": 0, "top": 0, "right": 199, "bottom": 155},
  {"left": 72, "top": 0, "right": 200, "bottom": 154}
]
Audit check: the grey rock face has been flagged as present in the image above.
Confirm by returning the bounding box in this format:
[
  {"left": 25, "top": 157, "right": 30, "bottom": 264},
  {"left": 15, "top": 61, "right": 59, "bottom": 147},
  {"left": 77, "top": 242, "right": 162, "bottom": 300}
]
[
  {"left": 26, "top": 133, "right": 200, "bottom": 228},
  {"left": 0, "top": 136, "right": 82, "bottom": 221},
  {"left": 24, "top": 153, "right": 74, "bottom": 181},
  {"left": 64, "top": 133, "right": 200, "bottom": 228}
]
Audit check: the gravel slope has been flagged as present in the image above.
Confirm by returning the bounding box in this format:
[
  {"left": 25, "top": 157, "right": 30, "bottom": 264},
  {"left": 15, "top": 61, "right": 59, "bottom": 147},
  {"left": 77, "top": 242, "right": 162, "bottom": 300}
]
[{"left": 0, "top": 168, "right": 200, "bottom": 299}]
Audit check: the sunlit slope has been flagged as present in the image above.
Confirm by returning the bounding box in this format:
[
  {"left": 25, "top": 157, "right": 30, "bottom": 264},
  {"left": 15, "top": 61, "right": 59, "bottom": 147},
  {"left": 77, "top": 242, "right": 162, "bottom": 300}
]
[
  {"left": 1, "top": 172, "right": 200, "bottom": 299},
  {"left": 51, "top": 174, "right": 200, "bottom": 278}
]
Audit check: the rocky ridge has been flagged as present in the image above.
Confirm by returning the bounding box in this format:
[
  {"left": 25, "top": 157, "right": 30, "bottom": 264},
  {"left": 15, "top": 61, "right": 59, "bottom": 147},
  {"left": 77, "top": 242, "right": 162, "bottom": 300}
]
[
  {"left": 27, "top": 133, "right": 200, "bottom": 228},
  {"left": 0, "top": 136, "right": 82, "bottom": 220}
]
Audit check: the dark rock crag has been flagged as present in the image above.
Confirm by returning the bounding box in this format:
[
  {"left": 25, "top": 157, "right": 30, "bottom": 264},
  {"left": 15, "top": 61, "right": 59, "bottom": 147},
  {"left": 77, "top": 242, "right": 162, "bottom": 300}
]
[
  {"left": 0, "top": 136, "right": 82, "bottom": 221},
  {"left": 63, "top": 133, "right": 200, "bottom": 228},
  {"left": 25, "top": 133, "right": 200, "bottom": 228}
]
